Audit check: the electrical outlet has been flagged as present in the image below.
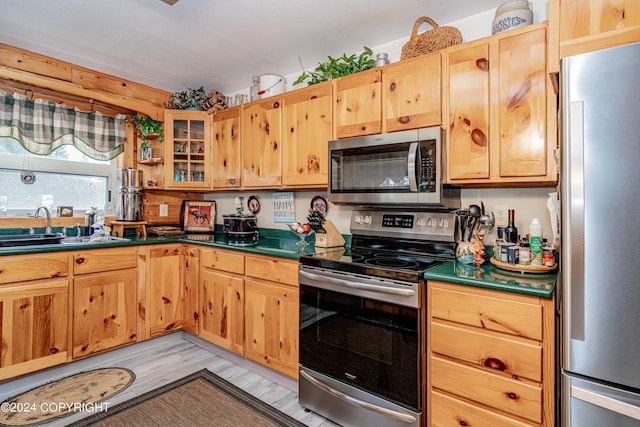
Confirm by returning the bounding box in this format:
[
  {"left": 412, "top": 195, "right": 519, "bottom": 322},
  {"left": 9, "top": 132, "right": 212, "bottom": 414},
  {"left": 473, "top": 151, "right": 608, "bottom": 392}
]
[
  {"left": 494, "top": 205, "right": 508, "bottom": 227},
  {"left": 159, "top": 204, "right": 169, "bottom": 217}
]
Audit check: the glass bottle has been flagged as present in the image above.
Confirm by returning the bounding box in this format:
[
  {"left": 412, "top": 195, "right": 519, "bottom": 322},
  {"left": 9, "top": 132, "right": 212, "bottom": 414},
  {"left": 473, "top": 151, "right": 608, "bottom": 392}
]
[
  {"left": 250, "top": 76, "right": 260, "bottom": 102},
  {"left": 504, "top": 209, "right": 518, "bottom": 243}
]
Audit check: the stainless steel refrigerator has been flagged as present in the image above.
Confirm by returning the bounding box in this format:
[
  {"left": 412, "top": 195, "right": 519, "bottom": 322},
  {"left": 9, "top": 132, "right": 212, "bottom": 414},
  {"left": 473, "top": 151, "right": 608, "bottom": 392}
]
[{"left": 561, "top": 41, "right": 640, "bottom": 426}]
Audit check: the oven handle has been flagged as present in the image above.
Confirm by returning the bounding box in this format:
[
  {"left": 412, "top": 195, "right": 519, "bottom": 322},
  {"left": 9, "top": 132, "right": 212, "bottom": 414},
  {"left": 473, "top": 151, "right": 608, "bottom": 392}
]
[
  {"left": 408, "top": 142, "right": 418, "bottom": 191},
  {"left": 299, "top": 370, "right": 417, "bottom": 424},
  {"left": 299, "top": 270, "right": 416, "bottom": 297}
]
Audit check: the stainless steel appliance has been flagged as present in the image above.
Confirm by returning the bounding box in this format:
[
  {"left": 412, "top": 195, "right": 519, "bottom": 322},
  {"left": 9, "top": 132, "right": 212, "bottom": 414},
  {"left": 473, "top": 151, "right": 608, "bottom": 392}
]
[
  {"left": 561, "top": 41, "right": 640, "bottom": 426},
  {"left": 222, "top": 197, "right": 259, "bottom": 246},
  {"left": 116, "top": 168, "right": 143, "bottom": 221},
  {"left": 298, "top": 209, "right": 457, "bottom": 427},
  {"left": 328, "top": 127, "right": 460, "bottom": 208}
]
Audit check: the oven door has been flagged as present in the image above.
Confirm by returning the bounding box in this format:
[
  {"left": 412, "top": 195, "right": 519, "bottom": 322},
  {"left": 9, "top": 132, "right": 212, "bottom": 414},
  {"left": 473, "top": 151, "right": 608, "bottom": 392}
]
[
  {"left": 328, "top": 127, "right": 442, "bottom": 206},
  {"left": 299, "top": 266, "right": 422, "bottom": 414}
]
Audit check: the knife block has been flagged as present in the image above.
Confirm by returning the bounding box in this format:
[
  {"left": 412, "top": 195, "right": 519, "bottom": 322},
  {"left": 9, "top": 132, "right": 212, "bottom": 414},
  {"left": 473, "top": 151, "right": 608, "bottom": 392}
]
[{"left": 314, "top": 220, "right": 346, "bottom": 248}]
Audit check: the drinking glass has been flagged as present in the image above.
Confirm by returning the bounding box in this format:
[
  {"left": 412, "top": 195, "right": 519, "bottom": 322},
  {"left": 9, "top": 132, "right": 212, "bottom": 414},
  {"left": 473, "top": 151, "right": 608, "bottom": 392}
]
[{"left": 0, "top": 195, "right": 7, "bottom": 216}]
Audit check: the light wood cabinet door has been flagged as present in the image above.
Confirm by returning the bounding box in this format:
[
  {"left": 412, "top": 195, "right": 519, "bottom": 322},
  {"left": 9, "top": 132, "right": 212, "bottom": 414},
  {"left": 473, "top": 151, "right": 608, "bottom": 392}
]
[
  {"left": 445, "top": 23, "right": 555, "bottom": 185},
  {"left": 244, "top": 277, "right": 298, "bottom": 378},
  {"left": 145, "top": 245, "right": 196, "bottom": 337},
  {"left": 282, "top": 81, "right": 332, "bottom": 187},
  {"left": 383, "top": 53, "right": 442, "bottom": 132},
  {"left": 212, "top": 106, "right": 242, "bottom": 188},
  {"left": 73, "top": 269, "right": 137, "bottom": 358},
  {"left": 164, "top": 109, "right": 211, "bottom": 189},
  {"left": 200, "top": 268, "right": 244, "bottom": 355},
  {"left": 241, "top": 97, "right": 282, "bottom": 187},
  {"left": 446, "top": 42, "right": 491, "bottom": 181},
  {"left": 0, "top": 279, "right": 69, "bottom": 381},
  {"left": 334, "top": 68, "right": 382, "bottom": 138},
  {"left": 550, "top": 0, "right": 640, "bottom": 62}
]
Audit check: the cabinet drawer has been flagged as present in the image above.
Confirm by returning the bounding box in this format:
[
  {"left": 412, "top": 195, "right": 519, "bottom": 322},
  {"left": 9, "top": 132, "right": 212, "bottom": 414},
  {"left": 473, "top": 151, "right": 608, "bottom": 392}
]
[
  {"left": 431, "top": 356, "right": 542, "bottom": 423},
  {"left": 432, "top": 321, "right": 542, "bottom": 382},
  {"left": 431, "top": 390, "right": 535, "bottom": 427},
  {"left": 200, "top": 249, "right": 244, "bottom": 275},
  {"left": 0, "top": 253, "right": 69, "bottom": 284},
  {"left": 431, "top": 285, "right": 543, "bottom": 340},
  {"left": 73, "top": 247, "right": 138, "bottom": 275},
  {"left": 245, "top": 256, "right": 298, "bottom": 286}
]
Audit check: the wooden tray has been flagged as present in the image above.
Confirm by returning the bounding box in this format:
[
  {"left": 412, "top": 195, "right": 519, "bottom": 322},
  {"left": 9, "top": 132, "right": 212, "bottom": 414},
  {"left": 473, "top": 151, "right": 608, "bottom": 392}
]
[
  {"left": 146, "top": 226, "right": 184, "bottom": 236},
  {"left": 490, "top": 257, "right": 557, "bottom": 274}
]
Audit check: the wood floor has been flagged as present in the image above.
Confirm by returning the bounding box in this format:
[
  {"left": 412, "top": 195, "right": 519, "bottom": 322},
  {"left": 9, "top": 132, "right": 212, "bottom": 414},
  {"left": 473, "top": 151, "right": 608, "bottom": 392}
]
[{"left": 0, "top": 332, "right": 339, "bottom": 426}]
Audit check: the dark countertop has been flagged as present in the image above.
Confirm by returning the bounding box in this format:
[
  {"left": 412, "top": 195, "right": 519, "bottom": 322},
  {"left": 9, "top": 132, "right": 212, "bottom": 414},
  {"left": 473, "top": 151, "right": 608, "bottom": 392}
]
[{"left": 424, "top": 260, "right": 557, "bottom": 298}]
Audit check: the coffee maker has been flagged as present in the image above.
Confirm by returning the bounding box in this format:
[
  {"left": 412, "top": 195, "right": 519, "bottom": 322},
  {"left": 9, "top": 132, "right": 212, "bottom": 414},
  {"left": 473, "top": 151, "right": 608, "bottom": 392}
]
[{"left": 116, "top": 168, "right": 143, "bottom": 222}]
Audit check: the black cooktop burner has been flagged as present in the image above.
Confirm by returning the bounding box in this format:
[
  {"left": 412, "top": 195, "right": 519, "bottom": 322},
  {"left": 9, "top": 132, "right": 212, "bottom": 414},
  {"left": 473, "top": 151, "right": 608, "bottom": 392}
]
[{"left": 300, "top": 236, "right": 455, "bottom": 282}]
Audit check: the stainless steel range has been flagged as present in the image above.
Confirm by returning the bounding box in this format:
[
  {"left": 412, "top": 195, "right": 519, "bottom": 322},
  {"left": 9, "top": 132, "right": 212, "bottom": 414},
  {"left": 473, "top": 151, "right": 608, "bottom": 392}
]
[{"left": 298, "top": 209, "right": 457, "bottom": 427}]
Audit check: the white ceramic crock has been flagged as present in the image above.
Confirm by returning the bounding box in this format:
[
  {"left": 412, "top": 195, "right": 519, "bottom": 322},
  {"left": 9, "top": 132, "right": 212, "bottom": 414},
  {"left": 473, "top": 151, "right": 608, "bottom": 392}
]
[
  {"left": 258, "top": 74, "right": 286, "bottom": 98},
  {"left": 491, "top": 0, "right": 533, "bottom": 34}
]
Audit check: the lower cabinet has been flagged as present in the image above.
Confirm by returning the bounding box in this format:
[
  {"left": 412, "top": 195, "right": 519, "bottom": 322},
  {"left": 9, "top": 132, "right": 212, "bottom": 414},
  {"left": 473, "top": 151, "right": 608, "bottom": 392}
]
[
  {"left": 0, "top": 278, "right": 69, "bottom": 381},
  {"left": 428, "top": 280, "right": 555, "bottom": 426}
]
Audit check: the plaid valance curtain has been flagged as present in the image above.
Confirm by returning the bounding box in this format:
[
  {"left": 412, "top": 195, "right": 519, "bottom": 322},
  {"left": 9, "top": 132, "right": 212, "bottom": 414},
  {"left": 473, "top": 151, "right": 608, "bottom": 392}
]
[{"left": 0, "top": 90, "right": 126, "bottom": 160}]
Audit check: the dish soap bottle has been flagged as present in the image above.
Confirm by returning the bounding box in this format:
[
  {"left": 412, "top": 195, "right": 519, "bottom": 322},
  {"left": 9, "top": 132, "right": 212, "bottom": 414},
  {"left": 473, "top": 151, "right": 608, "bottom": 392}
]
[{"left": 529, "top": 218, "right": 543, "bottom": 265}]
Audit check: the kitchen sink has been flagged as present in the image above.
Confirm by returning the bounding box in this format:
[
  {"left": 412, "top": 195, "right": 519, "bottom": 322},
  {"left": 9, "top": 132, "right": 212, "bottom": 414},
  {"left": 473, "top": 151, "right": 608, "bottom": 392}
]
[
  {"left": 60, "top": 236, "right": 130, "bottom": 244},
  {"left": 0, "top": 233, "right": 64, "bottom": 247}
]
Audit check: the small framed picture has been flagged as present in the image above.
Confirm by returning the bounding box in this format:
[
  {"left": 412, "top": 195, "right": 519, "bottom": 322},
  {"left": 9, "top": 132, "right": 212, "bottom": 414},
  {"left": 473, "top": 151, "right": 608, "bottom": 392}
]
[{"left": 182, "top": 200, "right": 216, "bottom": 233}]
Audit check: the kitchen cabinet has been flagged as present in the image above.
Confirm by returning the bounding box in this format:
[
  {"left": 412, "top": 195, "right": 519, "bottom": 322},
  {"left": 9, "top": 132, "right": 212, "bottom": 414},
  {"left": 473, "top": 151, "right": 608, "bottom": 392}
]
[
  {"left": 427, "top": 280, "right": 555, "bottom": 426},
  {"left": 72, "top": 248, "right": 138, "bottom": 358},
  {"left": 382, "top": 52, "right": 442, "bottom": 132},
  {"left": 199, "top": 248, "right": 245, "bottom": 355},
  {"left": 333, "top": 68, "right": 382, "bottom": 138},
  {"left": 212, "top": 106, "right": 242, "bottom": 188},
  {"left": 444, "top": 23, "right": 556, "bottom": 185},
  {"left": 0, "top": 253, "right": 69, "bottom": 381},
  {"left": 549, "top": 0, "right": 640, "bottom": 71},
  {"left": 244, "top": 255, "right": 299, "bottom": 379},
  {"left": 164, "top": 109, "right": 211, "bottom": 189},
  {"left": 143, "top": 244, "right": 198, "bottom": 338},
  {"left": 282, "top": 81, "right": 332, "bottom": 187},
  {"left": 241, "top": 97, "right": 282, "bottom": 187}
]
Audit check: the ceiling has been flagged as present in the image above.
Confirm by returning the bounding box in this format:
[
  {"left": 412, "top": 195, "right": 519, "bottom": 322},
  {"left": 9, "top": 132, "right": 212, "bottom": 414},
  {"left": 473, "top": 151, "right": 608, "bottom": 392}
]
[{"left": 0, "top": 0, "right": 503, "bottom": 96}]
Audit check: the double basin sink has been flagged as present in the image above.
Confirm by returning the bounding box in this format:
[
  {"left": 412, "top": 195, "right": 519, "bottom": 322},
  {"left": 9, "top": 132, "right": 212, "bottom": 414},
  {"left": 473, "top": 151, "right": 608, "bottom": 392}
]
[{"left": 0, "top": 233, "right": 129, "bottom": 248}]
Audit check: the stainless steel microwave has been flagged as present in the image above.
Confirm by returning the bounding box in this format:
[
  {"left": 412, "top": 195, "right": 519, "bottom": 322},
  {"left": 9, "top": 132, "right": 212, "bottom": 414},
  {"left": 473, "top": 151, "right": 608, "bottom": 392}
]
[{"left": 328, "top": 127, "right": 460, "bottom": 208}]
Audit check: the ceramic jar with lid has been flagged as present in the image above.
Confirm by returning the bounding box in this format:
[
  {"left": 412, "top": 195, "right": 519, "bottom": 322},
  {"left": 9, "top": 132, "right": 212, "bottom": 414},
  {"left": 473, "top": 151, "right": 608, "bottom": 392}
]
[{"left": 491, "top": 0, "right": 533, "bottom": 34}]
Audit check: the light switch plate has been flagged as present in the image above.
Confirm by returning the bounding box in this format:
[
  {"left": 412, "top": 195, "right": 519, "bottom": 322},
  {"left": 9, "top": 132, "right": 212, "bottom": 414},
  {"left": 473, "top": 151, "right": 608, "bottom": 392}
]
[{"left": 159, "top": 204, "right": 169, "bottom": 217}]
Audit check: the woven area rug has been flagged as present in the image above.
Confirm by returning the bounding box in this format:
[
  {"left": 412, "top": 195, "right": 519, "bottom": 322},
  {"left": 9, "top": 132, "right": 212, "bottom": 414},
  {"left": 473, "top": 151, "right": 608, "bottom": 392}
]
[
  {"left": 68, "top": 369, "right": 306, "bottom": 427},
  {"left": 0, "top": 368, "right": 134, "bottom": 426}
]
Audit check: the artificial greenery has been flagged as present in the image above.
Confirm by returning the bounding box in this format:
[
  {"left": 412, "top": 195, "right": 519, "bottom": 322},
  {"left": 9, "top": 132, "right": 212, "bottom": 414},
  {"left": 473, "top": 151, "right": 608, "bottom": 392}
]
[
  {"left": 167, "top": 87, "right": 211, "bottom": 110},
  {"left": 130, "top": 114, "right": 164, "bottom": 141},
  {"left": 293, "top": 46, "right": 376, "bottom": 86}
]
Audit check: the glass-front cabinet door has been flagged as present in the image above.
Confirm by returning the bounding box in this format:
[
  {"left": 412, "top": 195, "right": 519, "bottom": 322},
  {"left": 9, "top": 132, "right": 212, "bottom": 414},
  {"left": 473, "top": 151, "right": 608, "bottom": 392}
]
[{"left": 164, "top": 110, "right": 211, "bottom": 189}]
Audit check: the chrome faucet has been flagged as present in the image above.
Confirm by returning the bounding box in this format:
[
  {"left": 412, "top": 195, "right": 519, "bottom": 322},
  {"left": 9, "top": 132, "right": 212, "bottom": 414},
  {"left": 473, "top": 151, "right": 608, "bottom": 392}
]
[{"left": 34, "top": 206, "right": 52, "bottom": 234}]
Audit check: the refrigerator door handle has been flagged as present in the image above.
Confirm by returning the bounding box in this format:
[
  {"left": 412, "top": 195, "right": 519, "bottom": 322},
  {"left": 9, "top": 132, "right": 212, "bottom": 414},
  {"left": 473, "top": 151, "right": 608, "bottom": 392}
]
[
  {"left": 572, "top": 385, "right": 640, "bottom": 421},
  {"left": 565, "top": 100, "right": 586, "bottom": 341}
]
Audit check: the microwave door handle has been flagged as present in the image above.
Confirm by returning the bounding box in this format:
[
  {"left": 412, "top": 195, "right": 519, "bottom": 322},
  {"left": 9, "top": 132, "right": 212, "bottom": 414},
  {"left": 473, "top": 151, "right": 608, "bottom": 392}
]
[{"left": 407, "top": 142, "right": 418, "bottom": 191}]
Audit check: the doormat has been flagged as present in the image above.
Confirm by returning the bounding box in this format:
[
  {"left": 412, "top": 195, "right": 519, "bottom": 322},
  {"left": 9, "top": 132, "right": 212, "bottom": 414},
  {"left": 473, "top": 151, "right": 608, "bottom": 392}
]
[
  {"left": 0, "top": 367, "right": 134, "bottom": 426},
  {"left": 67, "top": 369, "right": 306, "bottom": 427}
]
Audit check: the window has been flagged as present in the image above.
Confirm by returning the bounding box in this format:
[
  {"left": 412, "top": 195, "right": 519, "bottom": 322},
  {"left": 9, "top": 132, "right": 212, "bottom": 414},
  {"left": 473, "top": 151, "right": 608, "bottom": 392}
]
[{"left": 0, "top": 137, "right": 116, "bottom": 217}]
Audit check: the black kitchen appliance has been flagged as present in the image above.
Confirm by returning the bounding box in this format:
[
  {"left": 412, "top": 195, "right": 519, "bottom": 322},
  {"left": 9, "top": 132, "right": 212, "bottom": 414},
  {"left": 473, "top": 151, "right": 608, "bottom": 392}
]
[{"left": 298, "top": 208, "right": 457, "bottom": 427}]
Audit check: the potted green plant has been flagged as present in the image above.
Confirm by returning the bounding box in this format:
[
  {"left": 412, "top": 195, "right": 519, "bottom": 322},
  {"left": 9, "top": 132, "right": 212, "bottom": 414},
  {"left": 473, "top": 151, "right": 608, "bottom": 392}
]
[
  {"left": 167, "top": 87, "right": 212, "bottom": 110},
  {"left": 130, "top": 114, "right": 164, "bottom": 142},
  {"left": 293, "top": 46, "right": 376, "bottom": 86}
]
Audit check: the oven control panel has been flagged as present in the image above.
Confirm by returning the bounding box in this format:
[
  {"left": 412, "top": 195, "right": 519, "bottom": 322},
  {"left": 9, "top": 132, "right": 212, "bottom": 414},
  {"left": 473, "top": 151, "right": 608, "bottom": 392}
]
[{"left": 351, "top": 210, "right": 456, "bottom": 242}]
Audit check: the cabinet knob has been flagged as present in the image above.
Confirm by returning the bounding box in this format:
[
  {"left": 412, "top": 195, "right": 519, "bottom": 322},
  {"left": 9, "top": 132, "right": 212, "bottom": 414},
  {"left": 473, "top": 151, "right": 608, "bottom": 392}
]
[{"left": 476, "top": 58, "right": 489, "bottom": 71}]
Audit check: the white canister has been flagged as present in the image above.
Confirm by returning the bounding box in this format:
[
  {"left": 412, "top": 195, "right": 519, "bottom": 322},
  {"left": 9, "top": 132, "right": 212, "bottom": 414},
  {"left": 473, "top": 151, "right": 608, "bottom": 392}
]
[
  {"left": 491, "top": 0, "right": 533, "bottom": 34},
  {"left": 258, "top": 74, "right": 286, "bottom": 99}
]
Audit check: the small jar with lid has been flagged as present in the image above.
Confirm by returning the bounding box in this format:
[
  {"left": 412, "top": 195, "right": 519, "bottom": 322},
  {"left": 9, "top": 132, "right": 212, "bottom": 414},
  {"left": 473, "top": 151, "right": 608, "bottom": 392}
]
[{"left": 519, "top": 238, "right": 530, "bottom": 265}]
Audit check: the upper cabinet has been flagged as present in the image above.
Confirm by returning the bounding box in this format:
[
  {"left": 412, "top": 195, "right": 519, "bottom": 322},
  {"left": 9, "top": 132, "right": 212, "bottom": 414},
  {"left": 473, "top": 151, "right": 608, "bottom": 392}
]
[
  {"left": 334, "top": 68, "right": 382, "bottom": 138},
  {"left": 241, "top": 98, "right": 283, "bottom": 187},
  {"left": 282, "top": 81, "right": 333, "bottom": 187},
  {"left": 549, "top": 0, "right": 640, "bottom": 71},
  {"left": 164, "top": 110, "right": 212, "bottom": 190},
  {"left": 383, "top": 52, "right": 442, "bottom": 132},
  {"left": 445, "top": 23, "right": 556, "bottom": 185},
  {"left": 212, "top": 106, "right": 242, "bottom": 188}
]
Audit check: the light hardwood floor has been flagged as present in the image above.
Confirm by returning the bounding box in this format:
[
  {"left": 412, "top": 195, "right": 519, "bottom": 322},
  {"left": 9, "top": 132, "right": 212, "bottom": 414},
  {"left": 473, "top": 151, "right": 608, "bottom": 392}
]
[{"left": 0, "top": 332, "right": 339, "bottom": 426}]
